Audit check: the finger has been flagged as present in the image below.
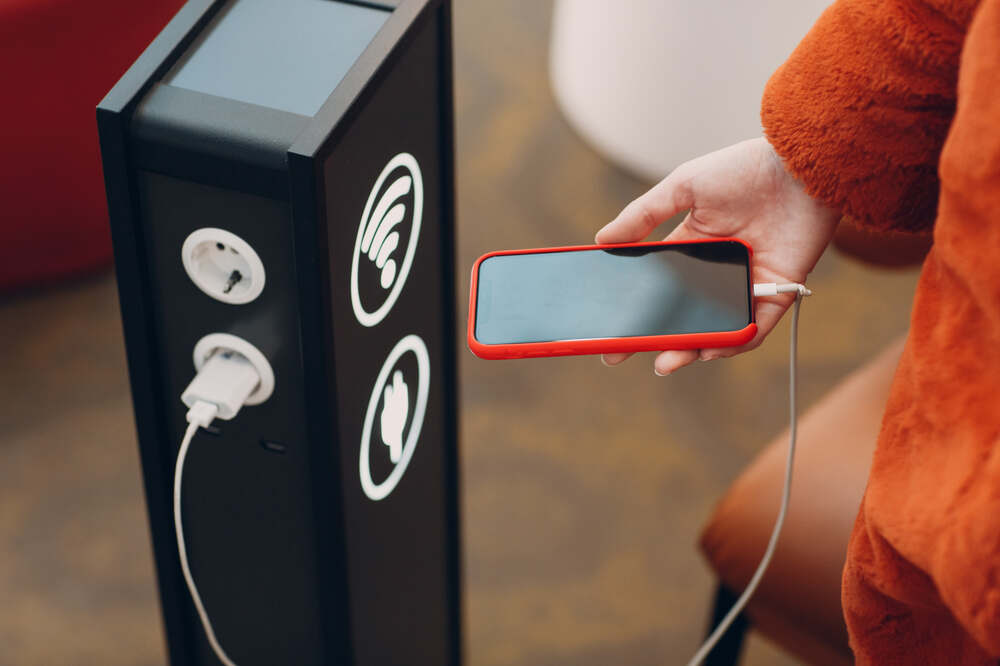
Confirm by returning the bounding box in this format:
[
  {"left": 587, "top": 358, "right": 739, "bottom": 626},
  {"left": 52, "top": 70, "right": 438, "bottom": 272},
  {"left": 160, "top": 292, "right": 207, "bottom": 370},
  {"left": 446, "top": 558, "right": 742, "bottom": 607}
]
[
  {"left": 741, "top": 295, "right": 796, "bottom": 351},
  {"left": 601, "top": 352, "right": 634, "bottom": 367},
  {"left": 699, "top": 347, "right": 736, "bottom": 362},
  {"left": 595, "top": 166, "right": 694, "bottom": 244},
  {"left": 384, "top": 385, "right": 392, "bottom": 403},
  {"left": 653, "top": 349, "right": 700, "bottom": 376},
  {"left": 392, "top": 369, "right": 403, "bottom": 388}
]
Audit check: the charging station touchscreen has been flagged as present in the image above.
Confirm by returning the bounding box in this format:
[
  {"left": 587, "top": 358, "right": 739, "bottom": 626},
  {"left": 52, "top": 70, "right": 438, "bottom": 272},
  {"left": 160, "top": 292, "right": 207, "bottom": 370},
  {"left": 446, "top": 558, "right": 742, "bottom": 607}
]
[
  {"left": 474, "top": 242, "right": 751, "bottom": 344},
  {"left": 163, "top": 0, "right": 389, "bottom": 117}
]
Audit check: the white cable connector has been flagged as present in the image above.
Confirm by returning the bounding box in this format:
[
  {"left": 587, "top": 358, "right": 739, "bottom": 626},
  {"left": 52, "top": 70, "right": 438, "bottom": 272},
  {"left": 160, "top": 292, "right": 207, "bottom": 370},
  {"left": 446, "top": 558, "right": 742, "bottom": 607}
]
[
  {"left": 174, "top": 348, "right": 264, "bottom": 666},
  {"left": 753, "top": 282, "right": 812, "bottom": 298},
  {"left": 185, "top": 400, "right": 219, "bottom": 429}
]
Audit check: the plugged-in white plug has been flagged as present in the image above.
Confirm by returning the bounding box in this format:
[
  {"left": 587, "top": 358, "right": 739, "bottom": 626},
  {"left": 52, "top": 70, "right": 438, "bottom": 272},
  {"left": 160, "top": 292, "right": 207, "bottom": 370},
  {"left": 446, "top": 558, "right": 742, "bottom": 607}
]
[
  {"left": 181, "top": 350, "right": 261, "bottom": 421},
  {"left": 189, "top": 333, "right": 275, "bottom": 408}
]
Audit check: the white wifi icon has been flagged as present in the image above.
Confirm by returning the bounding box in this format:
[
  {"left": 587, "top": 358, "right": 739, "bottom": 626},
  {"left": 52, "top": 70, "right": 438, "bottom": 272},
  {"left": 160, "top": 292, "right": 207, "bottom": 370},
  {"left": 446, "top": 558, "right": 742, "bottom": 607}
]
[
  {"left": 351, "top": 153, "right": 424, "bottom": 328},
  {"left": 360, "top": 173, "right": 411, "bottom": 289}
]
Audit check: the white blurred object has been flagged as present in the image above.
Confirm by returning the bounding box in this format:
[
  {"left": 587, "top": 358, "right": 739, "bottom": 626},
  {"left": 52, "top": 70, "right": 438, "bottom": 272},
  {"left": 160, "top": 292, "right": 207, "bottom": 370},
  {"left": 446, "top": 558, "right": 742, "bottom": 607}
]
[{"left": 549, "top": 0, "right": 831, "bottom": 182}]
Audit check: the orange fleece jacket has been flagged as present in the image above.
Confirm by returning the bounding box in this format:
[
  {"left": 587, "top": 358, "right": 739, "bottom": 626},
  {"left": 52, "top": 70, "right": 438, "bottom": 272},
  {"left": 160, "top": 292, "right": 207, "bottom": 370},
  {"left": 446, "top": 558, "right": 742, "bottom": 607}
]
[{"left": 763, "top": 0, "right": 1000, "bottom": 663}]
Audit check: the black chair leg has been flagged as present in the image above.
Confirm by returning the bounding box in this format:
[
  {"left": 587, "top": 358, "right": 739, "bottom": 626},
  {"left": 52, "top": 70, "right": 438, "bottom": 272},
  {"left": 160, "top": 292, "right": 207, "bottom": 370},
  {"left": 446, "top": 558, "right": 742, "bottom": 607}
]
[{"left": 703, "top": 582, "right": 751, "bottom": 666}]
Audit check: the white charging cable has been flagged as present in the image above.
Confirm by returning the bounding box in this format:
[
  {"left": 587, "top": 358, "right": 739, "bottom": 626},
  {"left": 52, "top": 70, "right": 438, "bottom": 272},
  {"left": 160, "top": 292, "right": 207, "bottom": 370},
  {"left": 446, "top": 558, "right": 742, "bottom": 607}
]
[
  {"left": 172, "top": 284, "right": 807, "bottom": 666},
  {"left": 174, "top": 349, "right": 262, "bottom": 666},
  {"left": 686, "top": 283, "right": 810, "bottom": 666}
]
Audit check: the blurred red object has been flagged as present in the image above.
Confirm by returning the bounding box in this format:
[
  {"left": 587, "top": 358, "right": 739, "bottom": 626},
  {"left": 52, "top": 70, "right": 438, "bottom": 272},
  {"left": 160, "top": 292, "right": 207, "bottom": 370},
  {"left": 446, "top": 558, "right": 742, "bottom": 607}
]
[{"left": 0, "top": 0, "right": 184, "bottom": 292}]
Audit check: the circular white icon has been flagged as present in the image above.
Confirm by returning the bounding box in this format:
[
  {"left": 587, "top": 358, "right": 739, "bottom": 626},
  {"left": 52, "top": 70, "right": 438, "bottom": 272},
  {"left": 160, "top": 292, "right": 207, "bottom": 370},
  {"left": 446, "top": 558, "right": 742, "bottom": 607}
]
[
  {"left": 360, "top": 334, "right": 430, "bottom": 501},
  {"left": 351, "top": 153, "right": 423, "bottom": 328}
]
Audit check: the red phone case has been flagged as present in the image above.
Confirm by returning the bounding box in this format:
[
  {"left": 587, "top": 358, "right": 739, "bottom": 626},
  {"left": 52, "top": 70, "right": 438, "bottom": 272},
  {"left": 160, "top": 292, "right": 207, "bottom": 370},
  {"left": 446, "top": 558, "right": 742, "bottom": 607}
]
[{"left": 467, "top": 239, "right": 757, "bottom": 360}]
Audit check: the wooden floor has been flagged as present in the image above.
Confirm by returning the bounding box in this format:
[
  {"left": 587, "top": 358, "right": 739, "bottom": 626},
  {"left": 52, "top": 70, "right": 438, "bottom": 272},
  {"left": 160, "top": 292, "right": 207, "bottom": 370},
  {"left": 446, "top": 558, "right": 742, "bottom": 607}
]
[{"left": 0, "top": 1, "right": 920, "bottom": 664}]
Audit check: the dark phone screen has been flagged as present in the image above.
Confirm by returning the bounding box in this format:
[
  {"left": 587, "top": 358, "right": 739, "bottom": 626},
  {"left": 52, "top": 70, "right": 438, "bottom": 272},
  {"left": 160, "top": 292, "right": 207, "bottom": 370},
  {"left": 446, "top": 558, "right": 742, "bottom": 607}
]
[{"left": 474, "top": 241, "right": 752, "bottom": 344}]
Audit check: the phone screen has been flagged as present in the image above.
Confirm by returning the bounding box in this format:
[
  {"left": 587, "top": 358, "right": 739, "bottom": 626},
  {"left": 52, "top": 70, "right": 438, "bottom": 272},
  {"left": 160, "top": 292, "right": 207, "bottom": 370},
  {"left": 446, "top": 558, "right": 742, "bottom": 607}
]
[{"left": 474, "top": 241, "right": 752, "bottom": 345}]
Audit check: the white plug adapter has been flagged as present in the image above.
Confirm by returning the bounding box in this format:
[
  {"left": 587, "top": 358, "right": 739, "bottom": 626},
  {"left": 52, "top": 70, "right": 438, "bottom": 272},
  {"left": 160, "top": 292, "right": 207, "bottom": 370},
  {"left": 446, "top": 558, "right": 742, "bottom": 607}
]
[
  {"left": 190, "top": 333, "right": 275, "bottom": 406},
  {"left": 182, "top": 333, "right": 275, "bottom": 420},
  {"left": 181, "top": 350, "right": 260, "bottom": 420}
]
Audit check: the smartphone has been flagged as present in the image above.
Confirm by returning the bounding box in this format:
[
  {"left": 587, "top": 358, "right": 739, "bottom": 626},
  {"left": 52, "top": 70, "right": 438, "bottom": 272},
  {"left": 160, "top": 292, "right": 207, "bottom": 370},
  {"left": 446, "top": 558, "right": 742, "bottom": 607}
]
[{"left": 467, "top": 238, "right": 756, "bottom": 359}]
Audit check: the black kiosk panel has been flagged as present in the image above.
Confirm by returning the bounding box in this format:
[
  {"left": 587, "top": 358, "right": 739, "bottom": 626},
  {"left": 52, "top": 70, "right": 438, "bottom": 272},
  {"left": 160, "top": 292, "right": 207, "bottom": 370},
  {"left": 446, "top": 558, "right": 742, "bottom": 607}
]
[
  {"left": 97, "top": 1, "right": 459, "bottom": 664},
  {"left": 321, "top": 13, "right": 450, "bottom": 665}
]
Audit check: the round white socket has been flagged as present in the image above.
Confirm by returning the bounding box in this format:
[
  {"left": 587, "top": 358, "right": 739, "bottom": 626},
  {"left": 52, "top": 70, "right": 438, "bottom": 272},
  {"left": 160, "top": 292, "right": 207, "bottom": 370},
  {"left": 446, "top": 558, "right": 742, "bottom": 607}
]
[
  {"left": 192, "top": 333, "right": 275, "bottom": 405},
  {"left": 182, "top": 228, "right": 265, "bottom": 304}
]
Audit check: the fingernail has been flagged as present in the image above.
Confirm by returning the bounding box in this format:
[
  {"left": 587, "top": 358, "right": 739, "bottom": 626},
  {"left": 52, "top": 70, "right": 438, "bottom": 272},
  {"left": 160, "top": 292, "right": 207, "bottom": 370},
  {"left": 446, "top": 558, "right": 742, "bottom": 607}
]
[
  {"left": 699, "top": 356, "right": 711, "bottom": 362},
  {"left": 654, "top": 367, "right": 668, "bottom": 377},
  {"left": 600, "top": 356, "right": 612, "bottom": 367}
]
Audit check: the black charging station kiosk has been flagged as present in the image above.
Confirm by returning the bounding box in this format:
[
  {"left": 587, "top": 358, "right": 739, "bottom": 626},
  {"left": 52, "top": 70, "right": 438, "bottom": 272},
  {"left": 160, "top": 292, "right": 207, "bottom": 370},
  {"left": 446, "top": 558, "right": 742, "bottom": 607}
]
[{"left": 97, "top": 0, "right": 459, "bottom": 663}]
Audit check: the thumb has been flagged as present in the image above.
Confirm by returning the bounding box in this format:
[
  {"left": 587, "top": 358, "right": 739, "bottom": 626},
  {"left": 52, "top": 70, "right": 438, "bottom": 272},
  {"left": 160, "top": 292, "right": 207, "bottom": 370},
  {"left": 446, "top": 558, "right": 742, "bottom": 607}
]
[
  {"left": 392, "top": 370, "right": 404, "bottom": 391},
  {"left": 595, "top": 165, "right": 694, "bottom": 244}
]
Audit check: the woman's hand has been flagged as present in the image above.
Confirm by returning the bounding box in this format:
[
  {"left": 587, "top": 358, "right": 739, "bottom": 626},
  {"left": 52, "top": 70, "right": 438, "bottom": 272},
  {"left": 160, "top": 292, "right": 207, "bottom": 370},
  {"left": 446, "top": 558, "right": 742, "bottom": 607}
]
[{"left": 596, "top": 138, "right": 840, "bottom": 375}]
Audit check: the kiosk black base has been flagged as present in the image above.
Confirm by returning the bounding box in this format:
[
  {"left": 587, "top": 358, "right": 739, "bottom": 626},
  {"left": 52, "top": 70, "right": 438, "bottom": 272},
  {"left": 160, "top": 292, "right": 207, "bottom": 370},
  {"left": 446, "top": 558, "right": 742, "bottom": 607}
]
[{"left": 98, "top": 1, "right": 459, "bottom": 664}]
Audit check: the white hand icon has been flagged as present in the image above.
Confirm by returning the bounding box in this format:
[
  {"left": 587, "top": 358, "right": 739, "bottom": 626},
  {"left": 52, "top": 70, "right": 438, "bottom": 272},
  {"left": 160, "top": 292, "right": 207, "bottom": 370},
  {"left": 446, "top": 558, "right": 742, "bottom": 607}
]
[{"left": 380, "top": 370, "right": 409, "bottom": 464}]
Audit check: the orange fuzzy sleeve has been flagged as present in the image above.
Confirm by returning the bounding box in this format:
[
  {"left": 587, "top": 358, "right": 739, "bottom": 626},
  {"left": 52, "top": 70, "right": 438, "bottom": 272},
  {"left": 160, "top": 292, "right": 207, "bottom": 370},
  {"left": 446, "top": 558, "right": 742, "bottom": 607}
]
[
  {"left": 842, "top": 0, "right": 1000, "bottom": 660},
  {"left": 875, "top": 0, "right": 1000, "bottom": 652},
  {"left": 761, "top": 0, "right": 978, "bottom": 233}
]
